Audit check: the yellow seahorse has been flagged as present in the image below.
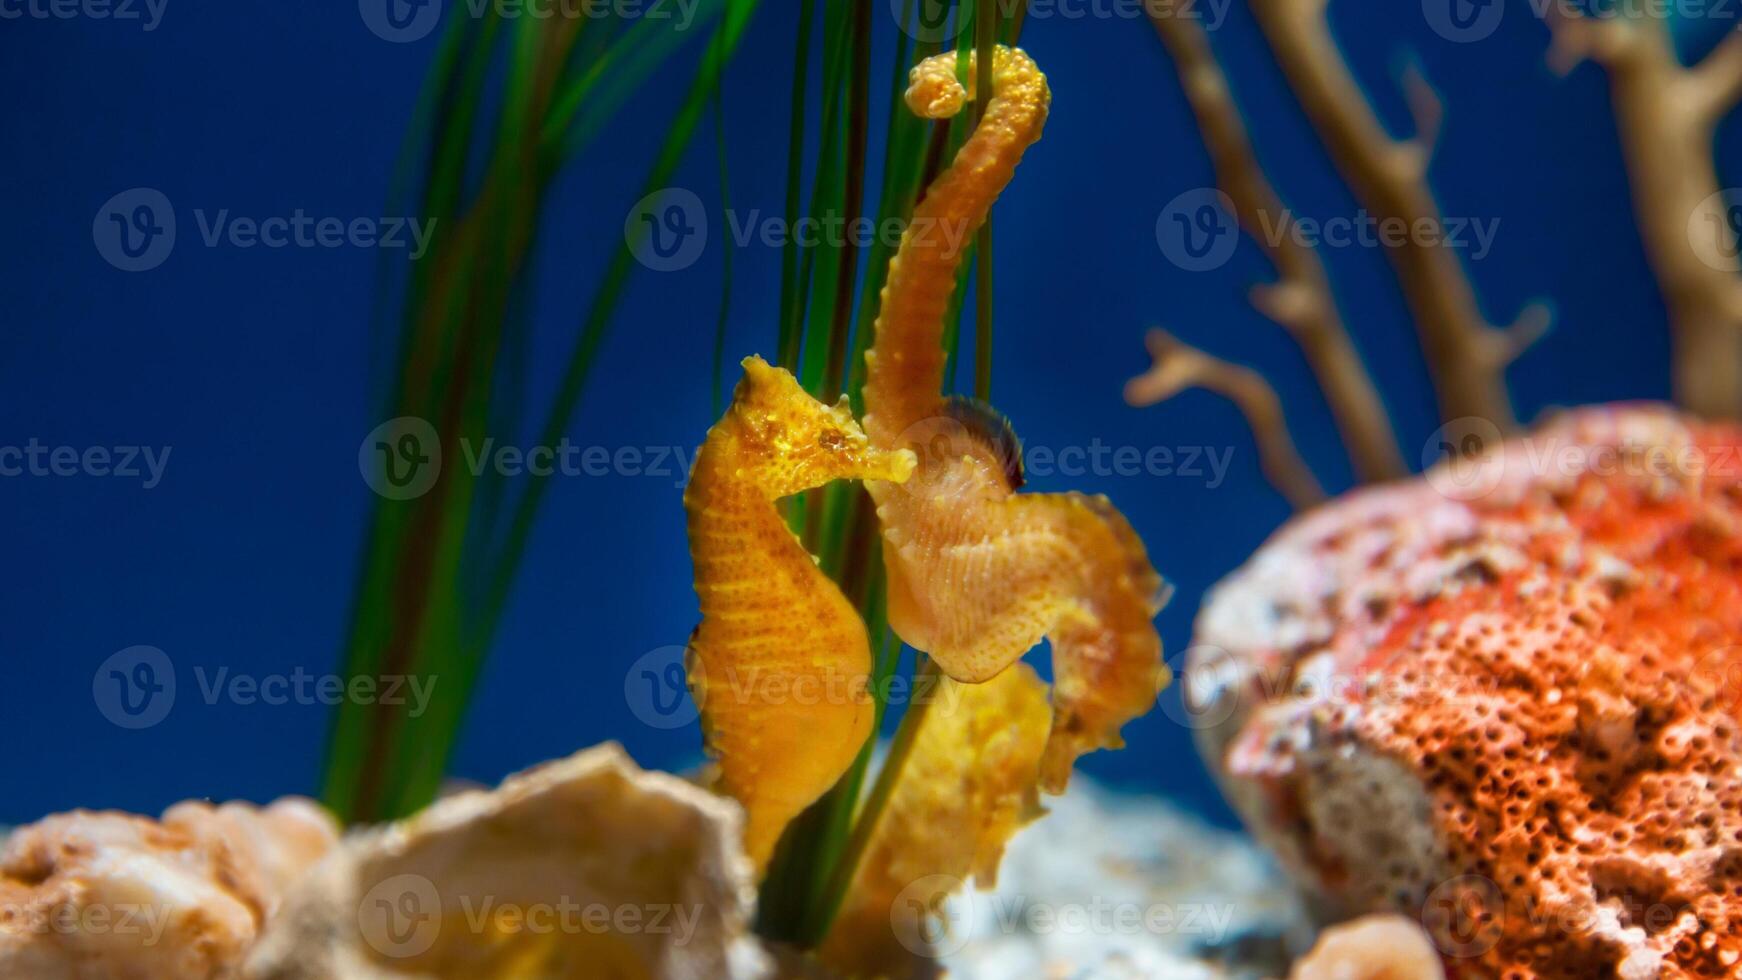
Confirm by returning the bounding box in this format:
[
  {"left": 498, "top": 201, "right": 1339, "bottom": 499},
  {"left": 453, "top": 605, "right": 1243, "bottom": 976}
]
[
  {"left": 863, "top": 46, "right": 1170, "bottom": 791},
  {"left": 684, "top": 356, "right": 916, "bottom": 873}
]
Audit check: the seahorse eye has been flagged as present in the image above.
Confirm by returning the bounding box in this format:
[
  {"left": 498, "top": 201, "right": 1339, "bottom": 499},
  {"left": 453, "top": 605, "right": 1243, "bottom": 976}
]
[{"left": 818, "top": 430, "right": 846, "bottom": 450}]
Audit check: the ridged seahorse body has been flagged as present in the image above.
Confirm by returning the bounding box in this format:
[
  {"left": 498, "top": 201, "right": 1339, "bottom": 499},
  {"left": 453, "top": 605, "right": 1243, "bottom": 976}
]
[
  {"left": 684, "top": 357, "right": 916, "bottom": 872},
  {"left": 863, "top": 47, "right": 1169, "bottom": 791}
]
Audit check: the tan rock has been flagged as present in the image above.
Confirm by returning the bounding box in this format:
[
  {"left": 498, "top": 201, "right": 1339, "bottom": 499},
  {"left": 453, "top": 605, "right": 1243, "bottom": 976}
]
[
  {"left": 0, "top": 797, "right": 338, "bottom": 980},
  {"left": 245, "top": 742, "right": 769, "bottom": 980},
  {"left": 1288, "top": 915, "right": 1445, "bottom": 980}
]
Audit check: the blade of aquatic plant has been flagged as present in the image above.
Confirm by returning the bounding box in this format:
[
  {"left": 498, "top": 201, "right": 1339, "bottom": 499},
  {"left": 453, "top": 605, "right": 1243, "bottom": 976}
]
[
  {"left": 817, "top": 0, "right": 874, "bottom": 404},
  {"left": 838, "top": 37, "right": 933, "bottom": 412},
  {"left": 757, "top": 3, "right": 879, "bottom": 934},
  {"left": 323, "top": 9, "right": 756, "bottom": 823},
  {"left": 352, "top": 19, "right": 587, "bottom": 822},
  {"left": 372, "top": 18, "right": 574, "bottom": 818},
  {"left": 792, "top": 528, "right": 893, "bottom": 939},
  {"left": 791, "top": 7, "right": 857, "bottom": 554},
  {"left": 804, "top": 0, "right": 875, "bottom": 569},
  {"left": 768, "top": 0, "right": 1027, "bottom": 942},
  {"left": 973, "top": 0, "right": 996, "bottom": 400},
  {"left": 795, "top": 0, "right": 858, "bottom": 396},
  {"left": 324, "top": 11, "right": 524, "bottom": 823},
  {"left": 365, "top": 15, "right": 476, "bottom": 386},
  {"left": 802, "top": 0, "right": 1025, "bottom": 942},
  {"left": 466, "top": 0, "right": 763, "bottom": 688},
  {"left": 809, "top": 657, "right": 943, "bottom": 939},
  {"left": 328, "top": 12, "right": 486, "bottom": 822},
  {"left": 710, "top": 43, "right": 736, "bottom": 416},
  {"left": 776, "top": 0, "right": 816, "bottom": 372},
  {"left": 546, "top": 0, "right": 730, "bottom": 158},
  {"left": 782, "top": 0, "right": 979, "bottom": 941}
]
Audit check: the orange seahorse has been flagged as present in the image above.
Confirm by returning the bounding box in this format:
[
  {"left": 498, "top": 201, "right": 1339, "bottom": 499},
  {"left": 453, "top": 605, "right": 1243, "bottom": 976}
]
[
  {"left": 684, "top": 356, "right": 916, "bottom": 873},
  {"left": 863, "top": 46, "right": 1170, "bottom": 791}
]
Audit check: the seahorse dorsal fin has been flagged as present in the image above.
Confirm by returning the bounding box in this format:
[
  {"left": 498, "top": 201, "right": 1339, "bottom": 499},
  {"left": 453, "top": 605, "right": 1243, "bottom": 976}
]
[{"left": 943, "top": 394, "right": 1025, "bottom": 490}]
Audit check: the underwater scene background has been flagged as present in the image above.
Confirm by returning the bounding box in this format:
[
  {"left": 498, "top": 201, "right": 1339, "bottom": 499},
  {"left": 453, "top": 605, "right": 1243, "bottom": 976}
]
[{"left": 3, "top": 0, "right": 1719, "bottom": 830}]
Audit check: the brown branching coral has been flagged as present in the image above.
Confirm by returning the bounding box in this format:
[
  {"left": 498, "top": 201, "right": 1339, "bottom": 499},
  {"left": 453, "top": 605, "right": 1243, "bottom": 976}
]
[
  {"left": 1247, "top": 0, "right": 1549, "bottom": 433},
  {"left": 864, "top": 46, "right": 1169, "bottom": 791},
  {"left": 1126, "top": 328, "right": 1325, "bottom": 509},
  {"left": 1546, "top": 9, "right": 1742, "bottom": 420},
  {"left": 1147, "top": 7, "right": 1405, "bottom": 483}
]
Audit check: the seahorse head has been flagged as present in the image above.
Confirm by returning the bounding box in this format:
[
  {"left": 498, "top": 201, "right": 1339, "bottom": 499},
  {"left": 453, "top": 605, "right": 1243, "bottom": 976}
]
[{"left": 727, "top": 357, "right": 916, "bottom": 496}]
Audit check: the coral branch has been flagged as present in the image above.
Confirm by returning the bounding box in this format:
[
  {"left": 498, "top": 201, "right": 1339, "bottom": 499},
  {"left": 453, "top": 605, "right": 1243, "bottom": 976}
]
[
  {"left": 1126, "top": 329, "right": 1325, "bottom": 509},
  {"left": 1149, "top": 7, "right": 1405, "bottom": 482},
  {"left": 1693, "top": 29, "right": 1742, "bottom": 123},
  {"left": 1399, "top": 59, "right": 1443, "bottom": 165},
  {"left": 1249, "top": 0, "right": 1542, "bottom": 431},
  {"left": 1547, "top": 9, "right": 1742, "bottom": 420}
]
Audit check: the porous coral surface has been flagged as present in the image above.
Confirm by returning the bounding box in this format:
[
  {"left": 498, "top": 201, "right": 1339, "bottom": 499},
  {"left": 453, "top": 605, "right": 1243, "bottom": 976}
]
[{"left": 1193, "top": 405, "right": 1742, "bottom": 979}]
